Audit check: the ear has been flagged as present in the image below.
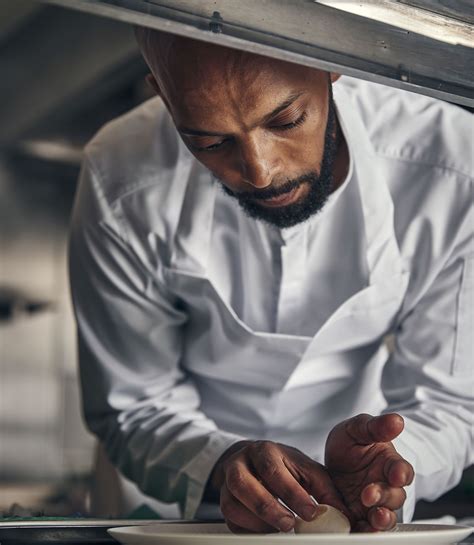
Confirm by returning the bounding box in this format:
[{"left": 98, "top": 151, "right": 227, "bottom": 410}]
[
  {"left": 330, "top": 73, "right": 342, "bottom": 84},
  {"left": 145, "top": 73, "right": 161, "bottom": 96}
]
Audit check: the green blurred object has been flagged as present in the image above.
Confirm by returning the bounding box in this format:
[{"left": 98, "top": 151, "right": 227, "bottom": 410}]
[
  {"left": 462, "top": 479, "right": 474, "bottom": 497},
  {"left": 127, "top": 504, "right": 162, "bottom": 520}
]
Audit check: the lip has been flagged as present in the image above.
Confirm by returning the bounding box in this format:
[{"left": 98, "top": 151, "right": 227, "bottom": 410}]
[{"left": 257, "top": 185, "right": 301, "bottom": 208}]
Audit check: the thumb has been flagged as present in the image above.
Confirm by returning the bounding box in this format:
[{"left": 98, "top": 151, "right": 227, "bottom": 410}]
[{"left": 345, "top": 413, "right": 404, "bottom": 445}]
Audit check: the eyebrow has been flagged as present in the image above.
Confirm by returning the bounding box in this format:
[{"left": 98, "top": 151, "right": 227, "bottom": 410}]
[{"left": 178, "top": 91, "right": 305, "bottom": 137}]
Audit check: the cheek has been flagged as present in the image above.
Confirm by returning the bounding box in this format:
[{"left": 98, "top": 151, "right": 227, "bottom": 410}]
[
  {"left": 279, "top": 127, "right": 322, "bottom": 171},
  {"left": 297, "top": 114, "right": 328, "bottom": 169}
]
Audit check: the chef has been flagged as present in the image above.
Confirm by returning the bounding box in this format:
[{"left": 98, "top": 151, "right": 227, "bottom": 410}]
[{"left": 69, "top": 27, "right": 473, "bottom": 534}]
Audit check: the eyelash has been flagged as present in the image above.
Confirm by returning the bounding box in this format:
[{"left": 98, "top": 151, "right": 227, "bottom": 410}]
[
  {"left": 194, "top": 141, "right": 228, "bottom": 152},
  {"left": 194, "top": 111, "right": 308, "bottom": 152},
  {"left": 272, "top": 111, "right": 308, "bottom": 131}
]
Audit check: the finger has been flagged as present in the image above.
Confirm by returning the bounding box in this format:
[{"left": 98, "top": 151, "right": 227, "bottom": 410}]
[
  {"left": 383, "top": 455, "right": 415, "bottom": 487},
  {"left": 298, "top": 461, "right": 351, "bottom": 520},
  {"left": 361, "top": 482, "right": 406, "bottom": 510},
  {"left": 345, "top": 413, "right": 404, "bottom": 445},
  {"left": 367, "top": 506, "right": 398, "bottom": 531},
  {"left": 224, "top": 459, "right": 295, "bottom": 532},
  {"left": 220, "top": 483, "right": 277, "bottom": 534},
  {"left": 249, "top": 444, "right": 319, "bottom": 521}
]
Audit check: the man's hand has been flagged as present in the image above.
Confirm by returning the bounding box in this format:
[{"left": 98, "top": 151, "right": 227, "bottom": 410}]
[
  {"left": 325, "top": 413, "right": 414, "bottom": 532},
  {"left": 206, "top": 440, "right": 349, "bottom": 534}
]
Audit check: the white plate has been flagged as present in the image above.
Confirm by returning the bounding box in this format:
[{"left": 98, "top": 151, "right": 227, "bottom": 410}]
[{"left": 109, "top": 522, "right": 473, "bottom": 545}]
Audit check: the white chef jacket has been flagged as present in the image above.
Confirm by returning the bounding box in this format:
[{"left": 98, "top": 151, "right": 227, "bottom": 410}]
[{"left": 69, "top": 76, "right": 474, "bottom": 522}]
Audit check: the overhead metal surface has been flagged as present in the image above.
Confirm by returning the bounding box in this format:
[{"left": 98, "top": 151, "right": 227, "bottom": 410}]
[
  {"left": 398, "top": 0, "right": 474, "bottom": 25},
  {"left": 0, "top": 0, "right": 42, "bottom": 44},
  {"left": 42, "top": 0, "right": 474, "bottom": 107},
  {"left": 317, "top": 0, "right": 473, "bottom": 47}
]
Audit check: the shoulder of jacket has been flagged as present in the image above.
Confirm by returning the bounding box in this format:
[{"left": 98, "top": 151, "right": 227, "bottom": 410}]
[
  {"left": 337, "top": 76, "right": 473, "bottom": 180},
  {"left": 82, "top": 96, "right": 192, "bottom": 206}
]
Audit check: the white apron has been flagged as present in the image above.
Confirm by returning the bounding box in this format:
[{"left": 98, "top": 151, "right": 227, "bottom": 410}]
[{"left": 161, "top": 93, "right": 410, "bottom": 457}]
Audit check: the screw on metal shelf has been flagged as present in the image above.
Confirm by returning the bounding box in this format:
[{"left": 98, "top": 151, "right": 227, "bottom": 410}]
[
  {"left": 209, "top": 11, "right": 224, "bottom": 34},
  {"left": 398, "top": 65, "right": 410, "bottom": 83}
]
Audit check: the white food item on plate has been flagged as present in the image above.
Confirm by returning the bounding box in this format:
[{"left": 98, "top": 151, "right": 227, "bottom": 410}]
[{"left": 294, "top": 504, "right": 351, "bottom": 534}]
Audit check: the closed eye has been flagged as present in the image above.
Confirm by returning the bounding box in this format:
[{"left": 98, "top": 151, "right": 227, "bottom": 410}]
[
  {"left": 191, "top": 138, "right": 230, "bottom": 153},
  {"left": 271, "top": 111, "right": 307, "bottom": 131},
  {"left": 190, "top": 110, "right": 308, "bottom": 152}
]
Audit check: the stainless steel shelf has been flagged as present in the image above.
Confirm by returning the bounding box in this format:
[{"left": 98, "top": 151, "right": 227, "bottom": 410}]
[{"left": 42, "top": 0, "right": 474, "bottom": 106}]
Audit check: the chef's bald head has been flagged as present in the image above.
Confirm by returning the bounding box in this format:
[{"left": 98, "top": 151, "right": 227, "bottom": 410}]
[
  {"left": 134, "top": 26, "right": 176, "bottom": 73},
  {"left": 134, "top": 26, "right": 260, "bottom": 107},
  {"left": 134, "top": 27, "right": 179, "bottom": 99},
  {"left": 135, "top": 25, "right": 242, "bottom": 71}
]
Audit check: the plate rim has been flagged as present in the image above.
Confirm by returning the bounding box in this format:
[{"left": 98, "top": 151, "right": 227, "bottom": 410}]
[{"left": 108, "top": 522, "right": 474, "bottom": 542}]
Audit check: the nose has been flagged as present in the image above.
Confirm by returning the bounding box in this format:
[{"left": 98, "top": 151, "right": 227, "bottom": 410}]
[{"left": 238, "top": 136, "right": 274, "bottom": 189}]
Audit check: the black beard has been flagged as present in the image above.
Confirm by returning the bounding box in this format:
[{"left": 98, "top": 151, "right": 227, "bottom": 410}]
[{"left": 217, "top": 88, "right": 339, "bottom": 229}]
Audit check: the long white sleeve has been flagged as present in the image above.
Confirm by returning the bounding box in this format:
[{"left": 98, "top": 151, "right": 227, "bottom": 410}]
[
  {"left": 69, "top": 156, "right": 243, "bottom": 518},
  {"left": 383, "top": 199, "right": 473, "bottom": 521}
]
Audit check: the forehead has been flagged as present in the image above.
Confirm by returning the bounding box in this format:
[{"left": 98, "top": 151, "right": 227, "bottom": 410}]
[{"left": 154, "top": 40, "right": 318, "bottom": 117}]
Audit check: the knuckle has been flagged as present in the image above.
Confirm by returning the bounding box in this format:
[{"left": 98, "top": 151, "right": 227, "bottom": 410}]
[
  {"left": 309, "top": 459, "right": 328, "bottom": 475},
  {"left": 251, "top": 440, "right": 275, "bottom": 456},
  {"left": 226, "top": 467, "right": 246, "bottom": 492},
  {"left": 255, "top": 498, "right": 277, "bottom": 519},
  {"left": 278, "top": 483, "right": 298, "bottom": 501},
  {"left": 349, "top": 413, "right": 370, "bottom": 428},
  {"left": 226, "top": 449, "right": 245, "bottom": 467},
  {"left": 344, "top": 413, "right": 370, "bottom": 438},
  {"left": 258, "top": 457, "right": 280, "bottom": 480},
  {"left": 285, "top": 490, "right": 309, "bottom": 510}
]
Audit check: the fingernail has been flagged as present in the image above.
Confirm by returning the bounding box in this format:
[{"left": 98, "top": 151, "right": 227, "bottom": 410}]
[
  {"left": 302, "top": 505, "right": 317, "bottom": 521},
  {"left": 372, "top": 491, "right": 381, "bottom": 504},
  {"left": 278, "top": 516, "right": 295, "bottom": 532}
]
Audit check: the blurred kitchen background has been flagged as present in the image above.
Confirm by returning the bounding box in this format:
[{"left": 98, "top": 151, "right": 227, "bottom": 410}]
[
  {"left": 0, "top": 0, "right": 472, "bottom": 521},
  {"left": 0, "top": 0, "right": 155, "bottom": 518}
]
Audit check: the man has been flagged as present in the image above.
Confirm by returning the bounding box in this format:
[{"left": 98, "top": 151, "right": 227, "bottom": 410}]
[{"left": 69, "top": 27, "right": 473, "bottom": 534}]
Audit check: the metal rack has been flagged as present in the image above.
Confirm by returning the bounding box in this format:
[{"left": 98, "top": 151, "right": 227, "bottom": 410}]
[{"left": 42, "top": 0, "right": 473, "bottom": 107}]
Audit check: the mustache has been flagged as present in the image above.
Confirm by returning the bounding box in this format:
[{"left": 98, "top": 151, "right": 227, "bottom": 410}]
[{"left": 224, "top": 173, "right": 314, "bottom": 202}]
